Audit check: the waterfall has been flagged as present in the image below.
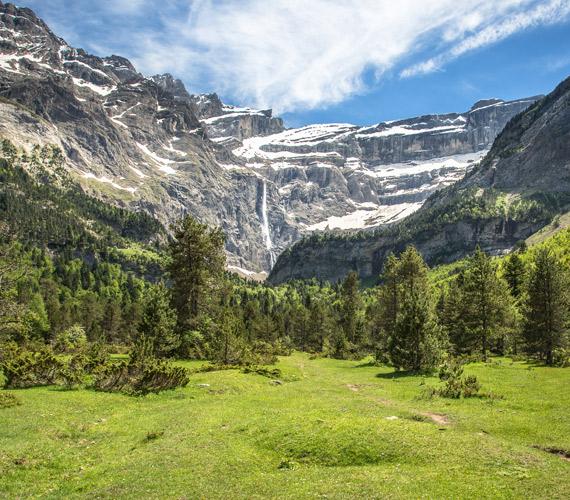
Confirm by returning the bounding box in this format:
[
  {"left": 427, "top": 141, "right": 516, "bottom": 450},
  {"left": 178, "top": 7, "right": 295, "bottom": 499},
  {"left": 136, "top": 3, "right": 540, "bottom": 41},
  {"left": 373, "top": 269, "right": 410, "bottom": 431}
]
[{"left": 260, "top": 180, "right": 276, "bottom": 267}]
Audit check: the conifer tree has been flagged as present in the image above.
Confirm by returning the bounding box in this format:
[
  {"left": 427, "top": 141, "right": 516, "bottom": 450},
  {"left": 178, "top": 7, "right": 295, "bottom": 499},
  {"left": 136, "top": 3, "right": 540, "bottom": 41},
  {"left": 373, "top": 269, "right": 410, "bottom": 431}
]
[
  {"left": 339, "top": 271, "right": 362, "bottom": 346},
  {"left": 461, "top": 247, "right": 513, "bottom": 360},
  {"left": 524, "top": 248, "right": 569, "bottom": 365},
  {"left": 376, "top": 253, "right": 399, "bottom": 352},
  {"left": 439, "top": 275, "right": 471, "bottom": 354},
  {"left": 386, "top": 247, "right": 443, "bottom": 371},
  {"left": 168, "top": 215, "right": 226, "bottom": 332},
  {"left": 138, "top": 283, "right": 179, "bottom": 358},
  {"left": 504, "top": 252, "right": 526, "bottom": 299}
]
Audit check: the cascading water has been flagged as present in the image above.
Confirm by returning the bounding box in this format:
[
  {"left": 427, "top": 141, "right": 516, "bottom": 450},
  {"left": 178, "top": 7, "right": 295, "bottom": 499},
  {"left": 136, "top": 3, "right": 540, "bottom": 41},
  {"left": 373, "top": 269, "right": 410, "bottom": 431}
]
[{"left": 260, "top": 180, "right": 276, "bottom": 268}]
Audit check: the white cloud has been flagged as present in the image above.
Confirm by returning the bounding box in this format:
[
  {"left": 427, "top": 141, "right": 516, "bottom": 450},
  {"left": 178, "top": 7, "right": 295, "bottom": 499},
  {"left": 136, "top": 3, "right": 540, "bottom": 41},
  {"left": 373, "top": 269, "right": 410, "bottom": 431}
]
[
  {"left": 402, "top": 0, "right": 570, "bottom": 78},
  {"left": 130, "top": 0, "right": 569, "bottom": 112},
  {"left": 23, "top": 0, "right": 570, "bottom": 113}
]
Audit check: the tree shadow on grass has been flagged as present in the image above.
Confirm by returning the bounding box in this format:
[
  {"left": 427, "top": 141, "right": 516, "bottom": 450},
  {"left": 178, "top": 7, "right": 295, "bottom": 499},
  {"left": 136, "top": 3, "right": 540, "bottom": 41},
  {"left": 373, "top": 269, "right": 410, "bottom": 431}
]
[
  {"left": 375, "top": 370, "right": 418, "bottom": 379},
  {"left": 353, "top": 360, "right": 381, "bottom": 368}
]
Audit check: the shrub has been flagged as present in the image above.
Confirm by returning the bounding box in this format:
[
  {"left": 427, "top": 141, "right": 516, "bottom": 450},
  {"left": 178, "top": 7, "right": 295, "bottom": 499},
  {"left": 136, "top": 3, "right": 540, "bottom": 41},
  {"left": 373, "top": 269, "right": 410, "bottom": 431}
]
[
  {"left": 1, "top": 346, "right": 62, "bottom": 389},
  {"left": 53, "top": 325, "right": 87, "bottom": 353},
  {"left": 241, "top": 366, "right": 282, "bottom": 379},
  {"left": 552, "top": 348, "right": 569, "bottom": 368},
  {"left": 92, "top": 338, "right": 189, "bottom": 395},
  {"left": 59, "top": 353, "right": 87, "bottom": 390},
  {"left": 433, "top": 357, "right": 482, "bottom": 399},
  {"left": 83, "top": 342, "right": 110, "bottom": 374},
  {"left": 462, "top": 375, "right": 482, "bottom": 397},
  {"left": 92, "top": 358, "right": 189, "bottom": 395},
  {"left": 0, "top": 392, "right": 21, "bottom": 408},
  {"left": 193, "top": 363, "right": 237, "bottom": 373}
]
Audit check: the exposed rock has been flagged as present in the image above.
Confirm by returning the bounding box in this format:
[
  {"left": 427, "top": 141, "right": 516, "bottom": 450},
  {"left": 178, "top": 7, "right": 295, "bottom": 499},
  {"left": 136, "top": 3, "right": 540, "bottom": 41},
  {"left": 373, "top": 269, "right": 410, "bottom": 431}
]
[
  {"left": 269, "top": 77, "right": 570, "bottom": 284},
  {"left": 0, "top": 1, "right": 541, "bottom": 274}
]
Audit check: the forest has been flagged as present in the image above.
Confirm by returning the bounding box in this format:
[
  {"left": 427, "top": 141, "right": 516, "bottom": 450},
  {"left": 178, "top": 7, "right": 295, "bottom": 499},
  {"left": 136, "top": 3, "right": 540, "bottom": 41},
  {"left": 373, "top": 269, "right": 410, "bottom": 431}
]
[{"left": 0, "top": 141, "right": 568, "bottom": 398}]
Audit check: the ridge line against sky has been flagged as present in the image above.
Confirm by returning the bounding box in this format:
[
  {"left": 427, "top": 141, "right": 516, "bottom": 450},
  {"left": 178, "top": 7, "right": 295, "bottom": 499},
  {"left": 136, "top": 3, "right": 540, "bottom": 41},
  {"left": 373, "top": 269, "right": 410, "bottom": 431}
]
[{"left": 18, "top": 0, "right": 570, "bottom": 126}]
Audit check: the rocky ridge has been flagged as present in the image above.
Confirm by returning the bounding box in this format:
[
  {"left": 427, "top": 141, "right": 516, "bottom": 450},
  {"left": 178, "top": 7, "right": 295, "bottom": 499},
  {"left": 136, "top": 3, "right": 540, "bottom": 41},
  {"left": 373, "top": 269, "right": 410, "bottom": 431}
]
[
  {"left": 269, "top": 77, "right": 570, "bottom": 284},
  {"left": 0, "top": 1, "right": 540, "bottom": 274}
]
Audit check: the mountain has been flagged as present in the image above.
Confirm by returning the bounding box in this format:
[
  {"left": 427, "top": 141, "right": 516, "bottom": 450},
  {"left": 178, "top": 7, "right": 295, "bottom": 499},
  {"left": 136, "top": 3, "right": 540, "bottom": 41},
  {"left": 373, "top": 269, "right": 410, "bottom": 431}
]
[
  {"left": 0, "top": 1, "right": 539, "bottom": 274},
  {"left": 269, "top": 76, "right": 570, "bottom": 284}
]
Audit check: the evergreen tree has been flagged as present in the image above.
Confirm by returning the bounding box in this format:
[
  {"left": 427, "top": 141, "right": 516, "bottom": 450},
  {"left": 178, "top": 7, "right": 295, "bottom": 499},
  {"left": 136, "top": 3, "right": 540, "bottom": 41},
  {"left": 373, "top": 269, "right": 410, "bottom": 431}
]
[
  {"left": 168, "top": 215, "right": 226, "bottom": 332},
  {"left": 209, "top": 306, "right": 246, "bottom": 364},
  {"left": 339, "top": 271, "right": 363, "bottom": 346},
  {"left": 138, "top": 283, "right": 179, "bottom": 358},
  {"left": 439, "top": 275, "right": 471, "bottom": 354},
  {"left": 0, "top": 223, "right": 25, "bottom": 340},
  {"left": 386, "top": 247, "right": 443, "bottom": 372},
  {"left": 524, "top": 248, "right": 569, "bottom": 365},
  {"left": 375, "top": 253, "right": 399, "bottom": 360},
  {"left": 461, "top": 247, "right": 513, "bottom": 360},
  {"left": 504, "top": 252, "right": 526, "bottom": 299}
]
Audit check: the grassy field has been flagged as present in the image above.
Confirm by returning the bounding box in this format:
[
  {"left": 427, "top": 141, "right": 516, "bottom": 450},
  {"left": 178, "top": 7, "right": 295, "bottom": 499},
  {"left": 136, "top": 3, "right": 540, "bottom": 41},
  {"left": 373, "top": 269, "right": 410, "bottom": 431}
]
[{"left": 1, "top": 353, "right": 569, "bottom": 499}]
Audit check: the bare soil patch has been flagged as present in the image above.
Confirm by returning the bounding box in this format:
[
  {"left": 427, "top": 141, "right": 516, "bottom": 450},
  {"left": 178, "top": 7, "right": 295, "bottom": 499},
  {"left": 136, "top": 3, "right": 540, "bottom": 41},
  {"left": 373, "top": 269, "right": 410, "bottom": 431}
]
[{"left": 421, "top": 412, "right": 450, "bottom": 425}]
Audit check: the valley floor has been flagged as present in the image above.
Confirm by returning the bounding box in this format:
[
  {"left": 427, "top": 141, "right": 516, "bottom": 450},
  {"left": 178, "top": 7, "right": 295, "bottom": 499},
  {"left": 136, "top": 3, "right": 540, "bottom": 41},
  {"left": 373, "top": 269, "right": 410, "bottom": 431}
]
[{"left": 1, "top": 353, "right": 569, "bottom": 499}]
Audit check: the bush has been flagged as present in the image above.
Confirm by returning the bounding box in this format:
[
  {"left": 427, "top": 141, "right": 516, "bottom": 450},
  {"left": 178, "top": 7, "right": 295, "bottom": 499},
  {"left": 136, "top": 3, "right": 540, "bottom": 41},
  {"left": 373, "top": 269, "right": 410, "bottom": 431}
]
[
  {"left": 92, "top": 358, "right": 189, "bottom": 395},
  {"left": 552, "top": 348, "right": 569, "bottom": 368},
  {"left": 0, "top": 392, "right": 21, "bottom": 408},
  {"left": 59, "top": 353, "right": 88, "bottom": 390},
  {"left": 241, "top": 366, "right": 282, "bottom": 379},
  {"left": 92, "top": 337, "right": 189, "bottom": 395},
  {"left": 433, "top": 358, "right": 482, "bottom": 399},
  {"left": 53, "top": 325, "right": 87, "bottom": 353},
  {"left": 83, "top": 342, "right": 110, "bottom": 374},
  {"left": 1, "top": 345, "right": 62, "bottom": 389},
  {"left": 462, "top": 375, "right": 482, "bottom": 397},
  {"left": 193, "top": 363, "right": 237, "bottom": 373}
]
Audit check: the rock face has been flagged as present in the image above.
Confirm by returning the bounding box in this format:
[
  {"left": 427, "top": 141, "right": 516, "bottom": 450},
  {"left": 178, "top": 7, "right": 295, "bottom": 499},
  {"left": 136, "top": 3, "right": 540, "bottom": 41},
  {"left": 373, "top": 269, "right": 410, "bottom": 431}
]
[
  {"left": 0, "top": 1, "right": 540, "bottom": 274},
  {"left": 269, "top": 77, "right": 570, "bottom": 284}
]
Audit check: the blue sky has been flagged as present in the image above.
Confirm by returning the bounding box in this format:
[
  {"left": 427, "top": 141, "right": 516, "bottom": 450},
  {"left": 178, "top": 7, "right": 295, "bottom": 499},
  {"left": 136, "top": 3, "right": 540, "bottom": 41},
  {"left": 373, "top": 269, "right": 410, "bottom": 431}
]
[{"left": 21, "top": 0, "right": 570, "bottom": 127}]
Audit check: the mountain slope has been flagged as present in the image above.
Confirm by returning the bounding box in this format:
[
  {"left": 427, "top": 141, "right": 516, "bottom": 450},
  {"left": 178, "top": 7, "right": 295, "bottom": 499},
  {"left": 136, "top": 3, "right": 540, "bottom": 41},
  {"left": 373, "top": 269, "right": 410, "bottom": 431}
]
[
  {"left": 0, "top": 1, "right": 539, "bottom": 274},
  {"left": 269, "top": 76, "right": 570, "bottom": 284}
]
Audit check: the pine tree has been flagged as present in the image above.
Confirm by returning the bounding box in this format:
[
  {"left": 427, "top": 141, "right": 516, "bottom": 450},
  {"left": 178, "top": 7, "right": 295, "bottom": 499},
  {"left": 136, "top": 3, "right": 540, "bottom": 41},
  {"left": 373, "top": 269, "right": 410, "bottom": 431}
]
[
  {"left": 504, "top": 252, "right": 526, "bottom": 299},
  {"left": 209, "top": 306, "right": 246, "bottom": 365},
  {"left": 461, "top": 247, "right": 513, "bottom": 360},
  {"left": 439, "top": 275, "right": 471, "bottom": 354},
  {"left": 524, "top": 248, "right": 569, "bottom": 365},
  {"left": 340, "top": 271, "right": 362, "bottom": 344},
  {"left": 386, "top": 247, "right": 443, "bottom": 372},
  {"left": 168, "top": 216, "right": 226, "bottom": 332},
  {"left": 375, "top": 253, "right": 399, "bottom": 360},
  {"left": 0, "top": 222, "right": 25, "bottom": 340},
  {"left": 138, "top": 283, "right": 179, "bottom": 358}
]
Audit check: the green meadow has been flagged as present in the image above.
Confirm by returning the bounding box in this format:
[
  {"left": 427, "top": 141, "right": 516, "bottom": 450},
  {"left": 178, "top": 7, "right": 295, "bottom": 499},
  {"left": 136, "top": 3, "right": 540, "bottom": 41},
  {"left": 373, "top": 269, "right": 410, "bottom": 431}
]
[{"left": 1, "top": 352, "right": 569, "bottom": 499}]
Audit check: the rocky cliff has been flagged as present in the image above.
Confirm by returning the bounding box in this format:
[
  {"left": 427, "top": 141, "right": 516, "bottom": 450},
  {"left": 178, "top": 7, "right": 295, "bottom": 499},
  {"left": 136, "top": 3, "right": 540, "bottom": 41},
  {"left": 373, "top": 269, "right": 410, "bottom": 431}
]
[
  {"left": 269, "top": 77, "right": 570, "bottom": 284},
  {"left": 0, "top": 1, "right": 540, "bottom": 275}
]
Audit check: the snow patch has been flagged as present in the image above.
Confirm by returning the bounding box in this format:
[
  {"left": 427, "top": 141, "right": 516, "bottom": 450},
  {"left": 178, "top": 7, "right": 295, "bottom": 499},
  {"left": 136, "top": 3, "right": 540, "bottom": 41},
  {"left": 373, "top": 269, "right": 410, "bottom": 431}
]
[
  {"left": 136, "top": 142, "right": 177, "bottom": 175},
  {"left": 82, "top": 172, "right": 136, "bottom": 193},
  {"left": 307, "top": 202, "right": 423, "bottom": 231},
  {"left": 72, "top": 77, "right": 116, "bottom": 96}
]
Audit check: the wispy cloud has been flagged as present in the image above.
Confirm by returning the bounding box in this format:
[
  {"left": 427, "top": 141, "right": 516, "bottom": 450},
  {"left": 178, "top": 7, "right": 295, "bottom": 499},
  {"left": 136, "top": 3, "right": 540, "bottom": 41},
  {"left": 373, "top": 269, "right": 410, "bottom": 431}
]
[
  {"left": 20, "top": 0, "right": 570, "bottom": 113},
  {"left": 401, "top": 0, "right": 570, "bottom": 78}
]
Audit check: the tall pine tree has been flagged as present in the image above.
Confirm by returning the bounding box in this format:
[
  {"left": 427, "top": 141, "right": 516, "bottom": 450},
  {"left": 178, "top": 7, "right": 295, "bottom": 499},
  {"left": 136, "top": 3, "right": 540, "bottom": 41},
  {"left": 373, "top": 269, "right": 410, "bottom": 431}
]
[
  {"left": 138, "top": 283, "right": 179, "bottom": 358},
  {"left": 381, "top": 247, "right": 444, "bottom": 371},
  {"left": 461, "top": 247, "right": 513, "bottom": 360},
  {"left": 524, "top": 248, "right": 569, "bottom": 365},
  {"left": 168, "top": 216, "right": 226, "bottom": 332}
]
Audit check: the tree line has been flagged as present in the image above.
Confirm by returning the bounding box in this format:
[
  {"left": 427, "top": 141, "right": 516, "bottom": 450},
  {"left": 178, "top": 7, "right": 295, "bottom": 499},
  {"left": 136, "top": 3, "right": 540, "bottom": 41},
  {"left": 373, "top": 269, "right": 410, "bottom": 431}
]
[
  {"left": 2, "top": 211, "right": 567, "bottom": 372},
  {"left": 0, "top": 137, "right": 568, "bottom": 380}
]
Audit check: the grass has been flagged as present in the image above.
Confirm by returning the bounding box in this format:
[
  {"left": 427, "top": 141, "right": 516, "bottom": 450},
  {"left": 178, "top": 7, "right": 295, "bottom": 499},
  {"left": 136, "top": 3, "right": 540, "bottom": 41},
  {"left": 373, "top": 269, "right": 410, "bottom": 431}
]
[{"left": 1, "top": 353, "right": 569, "bottom": 499}]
